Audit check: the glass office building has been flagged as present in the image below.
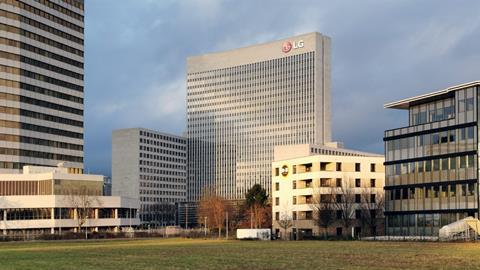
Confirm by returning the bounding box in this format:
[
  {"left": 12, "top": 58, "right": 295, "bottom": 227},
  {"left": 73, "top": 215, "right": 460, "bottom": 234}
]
[
  {"left": 384, "top": 81, "right": 480, "bottom": 236},
  {"left": 0, "top": 0, "right": 84, "bottom": 172},
  {"left": 187, "top": 32, "right": 332, "bottom": 200}
]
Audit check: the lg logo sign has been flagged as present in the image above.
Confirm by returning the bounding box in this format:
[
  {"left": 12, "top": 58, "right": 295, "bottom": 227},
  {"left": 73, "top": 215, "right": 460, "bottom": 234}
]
[
  {"left": 280, "top": 165, "right": 289, "bottom": 177},
  {"left": 282, "top": 40, "right": 304, "bottom": 53}
]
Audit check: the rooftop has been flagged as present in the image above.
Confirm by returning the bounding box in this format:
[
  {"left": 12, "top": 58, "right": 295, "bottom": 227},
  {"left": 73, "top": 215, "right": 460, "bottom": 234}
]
[{"left": 384, "top": 81, "right": 480, "bottom": 110}]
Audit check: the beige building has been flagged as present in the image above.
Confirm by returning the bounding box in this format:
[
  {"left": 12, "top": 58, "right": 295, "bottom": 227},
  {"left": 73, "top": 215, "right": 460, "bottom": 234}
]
[
  {"left": 272, "top": 144, "right": 385, "bottom": 239},
  {"left": 0, "top": 163, "right": 139, "bottom": 235},
  {"left": 187, "top": 32, "right": 331, "bottom": 200}
]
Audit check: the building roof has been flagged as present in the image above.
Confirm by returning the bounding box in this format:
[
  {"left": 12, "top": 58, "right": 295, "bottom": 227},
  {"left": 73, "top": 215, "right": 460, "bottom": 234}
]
[{"left": 384, "top": 81, "right": 480, "bottom": 110}]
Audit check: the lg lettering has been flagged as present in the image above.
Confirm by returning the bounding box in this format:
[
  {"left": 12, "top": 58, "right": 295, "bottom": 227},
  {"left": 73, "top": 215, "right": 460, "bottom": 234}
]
[{"left": 282, "top": 40, "right": 304, "bottom": 53}]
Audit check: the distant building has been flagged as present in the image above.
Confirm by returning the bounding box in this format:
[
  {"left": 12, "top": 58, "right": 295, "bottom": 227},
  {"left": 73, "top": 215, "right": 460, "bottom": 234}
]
[
  {"left": 384, "top": 81, "right": 480, "bottom": 236},
  {"left": 0, "top": 164, "right": 139, "bottom": 235},
  {"left": 112, "top": 128, "right": 187, "bottom": 226},
  {"left": 187, "top": 32, "right": 332, "bottom": 201},
  {"left": 103, "top": 176, "right": 112, "bottom": 196},
  {"left": 272, "top": 144, "right": 385, "bottom": 239},
  {"left": 0, "top": 0, "right": 85, "bottom": 172}
]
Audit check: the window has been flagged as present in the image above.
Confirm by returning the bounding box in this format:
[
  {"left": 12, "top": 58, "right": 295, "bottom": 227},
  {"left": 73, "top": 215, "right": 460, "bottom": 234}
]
[
  {"left": 370, "top": 163, "right": 376, "bottom": 172},
  {"left": 355, "top": 179, "right": 361, "bottom": 187},
  {"left": 355, "top": 194, "right": 361, "bottom": 203},
  {"left": 336, "top": 210, "right": 342, "bottom": 219},
  {"left": 292, "top": 181, "right": 296, "bottom": 189},
  {"left": 336, "top": 227, "right": 342, "bottom": 236},
  {"left": 292, "top": 165, "right": 297, "bottom": 174},
  {"left": 305, "top": 211, "right": 313, "bottom": 220},
  {"left": 336, "top": 178, "right": 342, "bottom": 187},
  {"left": 336, "top": 162, "right": 342, "bottom": 171},
  {"left": 355, "top": 210, "right": 361, "bottom": 219},
  {"left": 293, "top": 196, "right": 297, "bottom": 205},
  {"left": 355, "top": 163, "right": 361, "bottom": 172},
  {"left": 275, "top": 168, "right": 279, "bottom": 176},
  {"left": 370, "top": 179, "right": 376, "bottom": 187},
  {"left": 370, "top": 194, "right": 376, "bottom": 203},
  {"left": 275, "top": 197, "right": 279, "bottom": 206},
  {"left": 292, "top": 212, "right": 297, "bottom": 220},
  {"left": 275, "top": 182, "right": 279, "bottom": 191},
  {"left": 336, "top": 194, "right": 342, "bottom": 203}
]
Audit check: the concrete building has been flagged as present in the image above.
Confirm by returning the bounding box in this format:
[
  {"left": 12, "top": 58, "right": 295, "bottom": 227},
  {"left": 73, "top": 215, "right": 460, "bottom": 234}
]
[
  {"left": 0, "top": 164, "right": 139, "bottom": 235},
  {"left": 187, "top": 32, "right": 332, "bottom": 200},
  {"left": 272, "top": 144, "right": 385, "bottom": 239},
  {"left": 384, "top": 81, "right": 480, "bottom": 236},
  {"left": 0, "top": 0, "right": 85, "bottom": 172},
  {"left": 112, "top": 128, "right": 187, "bottom": 226}
]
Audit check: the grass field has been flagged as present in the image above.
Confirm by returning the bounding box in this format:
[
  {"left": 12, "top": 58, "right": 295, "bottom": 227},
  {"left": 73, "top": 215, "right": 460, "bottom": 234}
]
[{"left": 0, "top": 238, "right": 479, "bottom": 270}]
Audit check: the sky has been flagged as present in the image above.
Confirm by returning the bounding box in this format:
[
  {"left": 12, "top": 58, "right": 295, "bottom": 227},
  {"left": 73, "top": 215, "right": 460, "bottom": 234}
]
[{"left": 84, "top": 0, "right": 480, "bottom": 176}]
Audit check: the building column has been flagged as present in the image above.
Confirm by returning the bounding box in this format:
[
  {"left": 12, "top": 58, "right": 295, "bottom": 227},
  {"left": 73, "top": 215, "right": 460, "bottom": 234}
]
[
  {"left": 51, "top": 208, "right": 55, "bottom": 234},
  {"left": 3, "top": 210, "right": 6, "bottom": 235}
]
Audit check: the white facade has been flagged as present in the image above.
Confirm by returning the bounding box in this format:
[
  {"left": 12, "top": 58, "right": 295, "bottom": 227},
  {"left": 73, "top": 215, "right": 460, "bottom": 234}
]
[
  {"left": 187, "top": 32, "right": 332, "bottom": 200},
  {"left": 0, "top": 165, "right": 139, "bottom": 234},
  {"left": 0, "top": 0, "right": 85, "bottom": 172},
  {"left": 112, "top": 128, "right": 187, "bottom": 225}
]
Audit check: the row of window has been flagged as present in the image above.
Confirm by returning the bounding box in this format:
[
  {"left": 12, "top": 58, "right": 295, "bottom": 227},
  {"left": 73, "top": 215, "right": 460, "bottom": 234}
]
[
  {"left": 140, "top": 182, "right": 185, "bottom": 190},
  {"left": 274, "top": 209, "right": 377, "bottom": 221},
  {"left": 0, "top": 23, "right": 83, "bottom": 57},
  {"left": 140, "top": 175, "right": 185, "bottom": 183},
  {"left": 0, "top": 133, "right": 82, "bottom": 151},
  {"left": 140, "top": 152, "right": 185, "bottom": 164},
  {"left": 139, "top": 131, "right": 185, "bottom": 144},
  {"left": 139, "top": 145, "right": 186, "bottom": 157},
  {"left": 0, "top": 78, "right": 83, "bottom": 104},
  {"left": 5, "top": 0, "right": 83, "bottom": 33},
  {"left": 140, "top": 167, "right": 185, "bottom": 177},
  {"left": 0, "top": 106, "right": 83, "bottom": 127},
  {"left": 386, "top": 154, "right": 476, "bottom": 177},
  {"left": 140, "top": 189, "right": 185, "bottom": 196},
  {"left": 34, "top": 0, "right": 84, "bottom": 21},
  {"left": 0, "top": 50, "right": 83, "bottom": 80},
  {"left": 387, "top": 183, "right": 476, "bottom": 200},
  {"left": 0, "top": 92, "right": 83, "bottom": 115},
  {"left": 0, "top": 207, "right": 135, "bottom": 221},
  {"left": 0, "top": 161, "right": 44, "bottom": 169},
  {"left": 0, "top": 147, "right": 82, "bottom": 162},
  {"left": 387, "top": 212, "right": 474, "bottom": 236},
  {"left": 410, "top": 98, "right": 456, "bottom": 125},
  {"left": 140, "top": 195, "right": 185, "bottom": 202},
  {"left": 0, "top": 9, "right": 83, "bottom": 45},
  {"left": 0, "top": 64, "right": 83, "bottom": 92},
  {"left": 0, "top": 119, "right": 83, "bottom": 139},
  {"left": 140, "top": 160, "right": 185, "bottom": 170}
]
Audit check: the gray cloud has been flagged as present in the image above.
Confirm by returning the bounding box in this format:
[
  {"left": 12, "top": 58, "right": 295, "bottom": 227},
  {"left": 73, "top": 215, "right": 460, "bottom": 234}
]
[{"left": 84, "top": 0, "right": 480, "bottom": 175}]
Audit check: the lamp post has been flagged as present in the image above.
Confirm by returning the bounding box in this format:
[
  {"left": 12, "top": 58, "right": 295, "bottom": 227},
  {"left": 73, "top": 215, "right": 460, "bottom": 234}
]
[
  {"left": 204, "top": 216, "right": 207, "bottom": 238},
  {"left": 85, "top": 214, "right": 88, "bottom": 240}
]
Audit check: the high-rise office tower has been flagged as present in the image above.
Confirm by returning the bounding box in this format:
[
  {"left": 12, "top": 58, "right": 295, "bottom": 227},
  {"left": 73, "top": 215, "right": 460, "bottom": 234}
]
[
  {"left": 384, "top": 81, "right": 480, "bottom": 236},
  {"left": 0, "top": 0, "right": 84, "bottom": 172},
  {"left": 187, "top": 32, "right": 331, "bottom": 200}
]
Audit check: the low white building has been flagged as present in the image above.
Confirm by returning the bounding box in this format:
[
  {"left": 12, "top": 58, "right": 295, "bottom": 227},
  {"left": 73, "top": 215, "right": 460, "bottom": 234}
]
[{"left": 0, "top": 164, "right": 140, "bottom": 235}]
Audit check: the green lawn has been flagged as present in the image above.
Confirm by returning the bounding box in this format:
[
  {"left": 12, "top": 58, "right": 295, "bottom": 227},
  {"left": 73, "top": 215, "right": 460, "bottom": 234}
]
[{"left": 0, "top": 238, "right": 479, "bottom": 270}]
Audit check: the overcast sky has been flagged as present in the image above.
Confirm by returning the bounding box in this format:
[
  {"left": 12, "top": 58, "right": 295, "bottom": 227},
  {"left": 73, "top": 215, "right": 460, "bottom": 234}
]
[{"left": 84, "top": 0, "right": 480, "bottom": 175}]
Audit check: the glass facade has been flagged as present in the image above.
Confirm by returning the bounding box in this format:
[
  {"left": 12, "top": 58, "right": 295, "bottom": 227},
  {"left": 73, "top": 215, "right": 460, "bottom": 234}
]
[{"left": 384, "top": 84, "right": 480, "bottom": 236}]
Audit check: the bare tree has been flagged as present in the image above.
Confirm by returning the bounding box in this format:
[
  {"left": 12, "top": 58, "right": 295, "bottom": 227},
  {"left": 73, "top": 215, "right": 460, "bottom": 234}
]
[
  {"left": 276, "top": 211, "right": 293, "bottom": 240},
  {"left": 359, "top": 189, "right": 385, "bottom": 237},
  {"left": 310, "top": 186, "right": 336, "bottom": 239},
  {"left": 334, "top": 178, "right": 356, "bottom": 238},
  {"left": 197, "top": 187, "right": 229, "bottom": 238},
  {"left": 65, "top": 186, "right": 100, "bottom": 238}
]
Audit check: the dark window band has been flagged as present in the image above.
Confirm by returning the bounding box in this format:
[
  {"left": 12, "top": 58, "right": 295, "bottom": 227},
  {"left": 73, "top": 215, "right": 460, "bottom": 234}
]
[
  {"left": 384, "top": 151, "right": 477, "bottom": 166},
  {"left": 384, "top": 122, "right": 477, "bottom": 141},
  {"left": 0, "top": 23, "right": 83, "bottom": 57},
  {"left": 0, "top": 64, "right": 83, "bottom": 92},
  {"left": 0, "top": 161, "right": 49, "bottom": 169},
  {"left": 6, "top": 0, "right": 83, "bottom": 33},
  {"left": 0, "top": 106, "right": 83, "bottom": 127},
  {"left": 384, "top": 179, "right": 477, "bottom": 190},
  {"left": 0, "top": 9, "right": 83, "bottom": 45},
  {"left": 33, "top": 0, "right": 84, "bottom": 21},
  {"left": 385, "top": 209, "right": 477, "bottom": 215},
  {"left": 0, "top": 147, "right": 82, "bottom": 163},
  {"left": 0, "top": 133, "right": 83, "bottom": 151},
  {"left": 0, "top": 37, "right": 83, "bottom": 68},
  {"left": 0, "top": 78, "right": 83, "bottom": 104},
  {"left": 0, "top": 92, "right": 83, "bottom": 115},
  {"left": 0, "top": 119, "right": 83, "bottom": 139},
  {"left": 0, "top": 50, "right": 83, "bottom": 80}
]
